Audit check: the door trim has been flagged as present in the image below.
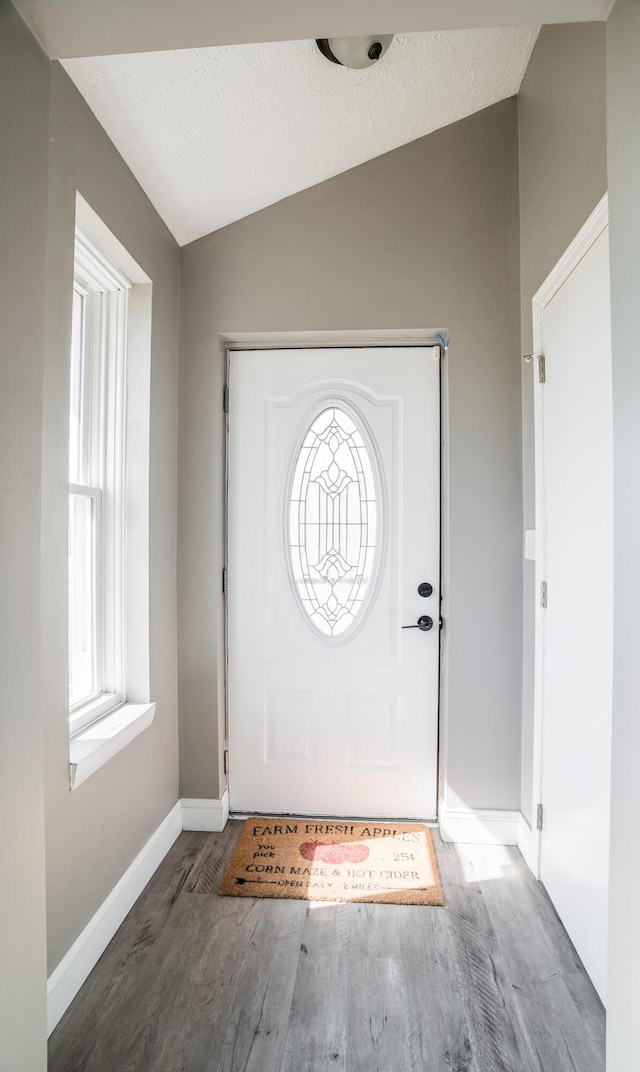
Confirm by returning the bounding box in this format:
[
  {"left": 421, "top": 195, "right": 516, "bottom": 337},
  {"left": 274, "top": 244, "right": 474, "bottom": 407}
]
[
  {"left": 220, "top": 328, "right": 448, "bottom": 351},
  {"left": 221, "top": 329, "right": 449, "bottom": 820},
  {"left": 529, "top": 194, "right": 609, "bottom": 878}
]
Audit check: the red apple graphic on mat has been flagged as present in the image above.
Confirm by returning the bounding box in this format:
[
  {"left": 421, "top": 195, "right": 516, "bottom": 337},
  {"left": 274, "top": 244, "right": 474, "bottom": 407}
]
[{"left": 298, "top": 841, "right": 370, "bottom": 865}]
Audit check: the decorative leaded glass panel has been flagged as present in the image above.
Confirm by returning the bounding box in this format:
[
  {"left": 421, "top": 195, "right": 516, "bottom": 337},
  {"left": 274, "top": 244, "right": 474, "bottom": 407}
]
[{"left": 288, "top": 406, "right": 379, "bottom": 637}]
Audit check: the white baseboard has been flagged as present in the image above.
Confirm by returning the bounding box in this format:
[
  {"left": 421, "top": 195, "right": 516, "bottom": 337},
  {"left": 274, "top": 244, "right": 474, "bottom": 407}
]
[
  {"left": 439, "top": 807, "right": 520, "bottom": 846},
  {"left": 182, "top": 789, "right": 229, "bottom": 831},
  {"left": 47, "top": 792, "right": 229, "bottom": 1035},
  {"left": 47, "top": 800, "right": 183, "bottom": 1035}
]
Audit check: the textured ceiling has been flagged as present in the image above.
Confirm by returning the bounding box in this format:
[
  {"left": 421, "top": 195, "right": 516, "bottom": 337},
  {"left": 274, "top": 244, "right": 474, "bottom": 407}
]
[{"left": 63, "top": 27, "right": 539, "bottom": 246}]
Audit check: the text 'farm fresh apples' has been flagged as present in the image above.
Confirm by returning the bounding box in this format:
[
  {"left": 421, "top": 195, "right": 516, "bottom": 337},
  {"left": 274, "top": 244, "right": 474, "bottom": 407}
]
[{"left": 298, "top": 840, "right": 370, "bottom": 865}]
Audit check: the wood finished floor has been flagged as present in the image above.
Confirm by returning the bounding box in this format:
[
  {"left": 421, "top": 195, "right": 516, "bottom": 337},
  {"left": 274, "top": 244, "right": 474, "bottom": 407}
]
[{"left": 49, "top": 822, "right": 605, "bottom": 1072}]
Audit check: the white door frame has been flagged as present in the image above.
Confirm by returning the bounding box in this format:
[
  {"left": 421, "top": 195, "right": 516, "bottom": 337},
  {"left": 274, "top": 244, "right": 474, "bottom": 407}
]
[
  {"left": 529, "top": 193, "right": 609, "bottom": 878},
  {"left": 220, "top": 327, "right": 450, "bottom": 819}
]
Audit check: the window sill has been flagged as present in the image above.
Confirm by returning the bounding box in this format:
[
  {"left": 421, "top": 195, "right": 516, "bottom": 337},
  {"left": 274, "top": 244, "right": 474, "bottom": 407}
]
[{"left": 69, "top": 702, "right": 156, "bottom": 790}]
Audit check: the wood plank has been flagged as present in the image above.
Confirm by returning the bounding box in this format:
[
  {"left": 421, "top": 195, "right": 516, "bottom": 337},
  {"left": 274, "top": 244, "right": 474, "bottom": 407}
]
[
  {"left": 347, "top": 901, "right": 474, "bottom": 1072},
  {"left": 459, "top": 841, "right": 606, "bottom": 1072},
  {"left": 187, "top": 821, "right": 244, "bottom": 895},
  {"left": 393, "top": 900, "right": 476, "bottom": 1071},
  {"left": 217, "top": 899, "right": 305, "bottom": 1071},
  {"left": 436, "top": 838, "right": 533, "bottom": 1072},
  {"left": 145, "top": 895, "right": 300, "bottom": 1071},
  {"left": 280, "top": 902, "right": 352, "bottom": 1072}
]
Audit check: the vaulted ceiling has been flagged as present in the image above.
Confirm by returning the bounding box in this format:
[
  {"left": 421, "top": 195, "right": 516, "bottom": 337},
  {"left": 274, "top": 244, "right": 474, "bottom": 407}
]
[
  {"left": 62, "top": 29, "right": 538, "bottom": 245},
  {"left": 13, "top": 0, "right": 611, "bottom": 246}
]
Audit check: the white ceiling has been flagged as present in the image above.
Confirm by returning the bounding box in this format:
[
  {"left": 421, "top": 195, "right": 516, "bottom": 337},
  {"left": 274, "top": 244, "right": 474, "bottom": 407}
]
[
  {"left": 15, "top": 0, "right": 609, "bottom": 59},
  {"left": 63, "top": 27, "right": 539, "bottom": 246}
]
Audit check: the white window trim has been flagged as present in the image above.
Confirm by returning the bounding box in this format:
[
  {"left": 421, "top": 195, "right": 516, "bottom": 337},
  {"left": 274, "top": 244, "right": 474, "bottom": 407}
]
[
  {"left": 69, "top": 195, "right": 154, "bottom": 786},
  {"left": 69, "top": 702, "right": 156, "bottom": 789},
  {"left": 69, "top": 234, "right": 130, "bottom": 733}
]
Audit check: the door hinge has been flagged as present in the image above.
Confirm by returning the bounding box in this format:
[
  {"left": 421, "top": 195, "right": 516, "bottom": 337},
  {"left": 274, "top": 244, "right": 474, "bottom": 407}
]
[
  {"left": 536, "top": 803, "right": 544, "bottom": 831},
  {"left": 223, "top": 384, "right": 229, "bottom": 413},
  {"left": 222, "top": 566, "right": 228, "bottom": 594},
  {"left": 223, "top": 749, "right": 229, "bottom": 776},
  {"left": 540, "top": 581, "right": 547, "bottom": 608},
  {"left": 538, "top": 354, "right": 546, "bottom": 384}
]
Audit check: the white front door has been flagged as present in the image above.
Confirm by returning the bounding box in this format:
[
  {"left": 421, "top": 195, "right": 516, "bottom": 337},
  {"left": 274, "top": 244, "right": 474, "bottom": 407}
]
[
  {"left": 537, "top": 221, "right": 613, "bottom": 1002},
  {"left": 228, "top": 346, "right": 441, "bottom": 819}
]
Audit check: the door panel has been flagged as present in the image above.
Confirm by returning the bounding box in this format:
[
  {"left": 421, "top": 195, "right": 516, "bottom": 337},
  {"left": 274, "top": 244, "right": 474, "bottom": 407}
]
[
  {"left": 539, "top": 228, "right": 613, "bottom": 1002},
  {"left": 228, "top": 347, "right": 440, "bottom": 819}
]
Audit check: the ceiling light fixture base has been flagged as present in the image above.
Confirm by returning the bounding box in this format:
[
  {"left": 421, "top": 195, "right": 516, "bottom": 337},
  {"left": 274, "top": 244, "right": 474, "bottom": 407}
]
[{"left": 315, "top": 35, "right": 394, "bottom": 70}]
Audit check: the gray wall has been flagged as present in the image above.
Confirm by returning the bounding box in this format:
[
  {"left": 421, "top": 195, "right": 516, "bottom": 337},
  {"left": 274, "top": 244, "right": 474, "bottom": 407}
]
[
  {"left": 517, "top": 23, "right": 607, "bottom": 822},
  {"left": 0, "top": 5, "right": 49, "bottom": 1067},
  {"left": 42, "top": 63, "right": 181, "bottom": 971},
  {"left": 606, "top": 0, "right": 640, "bottom": 1064},
  {"left": 179, "top": 99, "right": 523, "bottom": 813},
  {"left": 1, "top": 5, "right": 181, "bottom": 1056}
]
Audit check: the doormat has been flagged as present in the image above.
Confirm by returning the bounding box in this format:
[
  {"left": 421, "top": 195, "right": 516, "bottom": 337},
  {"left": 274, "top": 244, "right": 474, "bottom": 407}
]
[{"left": 218, "top": 818, "right": 444, "bottom": 906}]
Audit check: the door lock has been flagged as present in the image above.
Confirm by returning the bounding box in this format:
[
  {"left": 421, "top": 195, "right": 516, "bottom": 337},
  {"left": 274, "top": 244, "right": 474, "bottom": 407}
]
[
  {"left": 418, "top": 582, "right": 433, "bottom": 598},
  {"left": 402, "top": 615, "right": 434, "bottom": 632}
]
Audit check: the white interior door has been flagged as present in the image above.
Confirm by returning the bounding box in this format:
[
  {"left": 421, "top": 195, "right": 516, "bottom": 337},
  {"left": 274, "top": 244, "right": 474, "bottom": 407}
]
[
  {"left": 228, "top": 346, "right": 441, "bottom": 819},
  {"left": 537, "top": 222, "right": 613, "bottom": 1002}
]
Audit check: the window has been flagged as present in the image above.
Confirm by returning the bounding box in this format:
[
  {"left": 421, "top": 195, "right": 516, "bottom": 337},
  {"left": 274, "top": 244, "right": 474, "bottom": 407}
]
[
  {"left": 68, "top": 231, "right": 131, "bottom": 734},
  {"left": 66, "top": 198, "right": 155, "bottom": 788},
  {"left": 288, "top": 405, "right": 380, "bottom": 638}
]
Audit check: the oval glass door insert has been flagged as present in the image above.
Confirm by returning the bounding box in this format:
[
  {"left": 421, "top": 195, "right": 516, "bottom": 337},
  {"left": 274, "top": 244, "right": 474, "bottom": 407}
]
[{"left": 288, "top": 405, "right": 380, "bottom": 638}]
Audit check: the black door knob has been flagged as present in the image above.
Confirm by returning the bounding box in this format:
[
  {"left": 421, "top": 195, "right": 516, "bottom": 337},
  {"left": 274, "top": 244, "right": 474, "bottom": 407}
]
[
  {"left": 402, "top": 615, "right": 434, "bottom": 632},
  {"left": 418, "top": 582, "right": 433, "bottom": 598}
]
